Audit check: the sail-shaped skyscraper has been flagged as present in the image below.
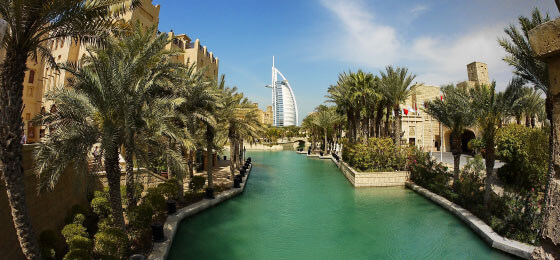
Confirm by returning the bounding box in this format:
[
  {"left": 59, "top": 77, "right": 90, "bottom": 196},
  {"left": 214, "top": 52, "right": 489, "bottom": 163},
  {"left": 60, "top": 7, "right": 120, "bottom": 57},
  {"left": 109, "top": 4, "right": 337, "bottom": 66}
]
[{"left": 268, "top": 57, "right": 298, "bottom": 126}]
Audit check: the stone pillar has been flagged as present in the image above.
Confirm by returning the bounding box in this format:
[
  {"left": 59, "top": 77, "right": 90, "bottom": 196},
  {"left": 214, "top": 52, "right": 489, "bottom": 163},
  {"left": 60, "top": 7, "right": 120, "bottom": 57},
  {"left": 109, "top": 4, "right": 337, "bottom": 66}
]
[{"left": 528, "top": 18, "right": 560, "bottom": 259}]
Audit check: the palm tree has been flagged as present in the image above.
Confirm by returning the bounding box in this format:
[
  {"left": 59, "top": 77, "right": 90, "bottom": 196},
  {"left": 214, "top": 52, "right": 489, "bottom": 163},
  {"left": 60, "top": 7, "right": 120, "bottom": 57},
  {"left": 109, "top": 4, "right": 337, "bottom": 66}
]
[
  {"left": 424, "top": 85, "right": 475, "bottom": 181},
  {"left": 380, "top": 66, "right": 417, "bottom": 145},
  {"left": 469, "top": 82, "right": 507, "bottom": 204},
  {"left": 217, "top": 83, "right": 262, "bottom": 179},
  {"left": 203, "top": 75, "right": 225, "bottom": 198},
  {"left": 327, "top": 72, "right": 357, "bottom": 142},
  {"left": 521, "top": 88, "right": 544, "bottom": 128},
  {"left": 498, "top": 9, "right": 558, "bottom": 242},
  {"left": 174, "top": 66, "right": 214, "bottom": 180},
  {"left": 114, "top": 23, "right": 188, "bottom": 207},
  {"left": 0, "top": 1, "right": 139, "bottom": 258},
  {"left": 302, "top": 113, "right": 318, "bottom": 152},
  {"left": 313, "top": 105, "right": 340, "bottom": 155}
]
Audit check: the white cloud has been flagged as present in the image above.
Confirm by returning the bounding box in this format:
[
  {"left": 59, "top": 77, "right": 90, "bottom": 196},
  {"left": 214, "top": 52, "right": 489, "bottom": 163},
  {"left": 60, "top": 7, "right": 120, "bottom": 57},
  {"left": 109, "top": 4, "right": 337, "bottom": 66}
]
[
  {"left": 409, "top": 25, "right": 511, "bottom": 89},
  {"left": 319, "top": 0, "right": 514, "bottom": 90},
  {"left": 320, "top": 0, "right": 400, "bottom": 67},
  {"left": 409, "top": 4, "right": 429, "bottom": 19}
]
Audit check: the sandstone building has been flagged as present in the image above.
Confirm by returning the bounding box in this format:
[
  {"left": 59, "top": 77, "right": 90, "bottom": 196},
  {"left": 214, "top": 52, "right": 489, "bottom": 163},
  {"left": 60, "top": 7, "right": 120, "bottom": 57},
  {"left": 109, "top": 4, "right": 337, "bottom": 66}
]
[{"left": 3, "top": 0, "right": 219, "bottom": 143}]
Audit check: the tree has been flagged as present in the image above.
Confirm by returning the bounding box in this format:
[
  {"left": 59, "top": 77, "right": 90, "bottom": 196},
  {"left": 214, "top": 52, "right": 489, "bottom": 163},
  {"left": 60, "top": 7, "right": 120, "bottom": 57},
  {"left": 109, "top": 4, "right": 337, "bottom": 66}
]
[
  {"left": 312, "top": 105, "right": 341, "bottom": 155},
  {"left": 469, "top": 82, "right": 507, "bottom": 204},
  {"left": 174, "top": 66, "right": 214, "bottom": 180},
  {"left": 380, "top": 66, "right": 417, "bottom": 145},
  {"left": 217, "top": 83, "right": 262, "bottom": 179},
  {"left": 0, "top": 1, "right": 139, "bottom": 258},
  {"left": 114, "top": 23, "right": 187, "bottom": 207},
  {"left": 424, "top": 85, "right": 475, "bottom": 181}
]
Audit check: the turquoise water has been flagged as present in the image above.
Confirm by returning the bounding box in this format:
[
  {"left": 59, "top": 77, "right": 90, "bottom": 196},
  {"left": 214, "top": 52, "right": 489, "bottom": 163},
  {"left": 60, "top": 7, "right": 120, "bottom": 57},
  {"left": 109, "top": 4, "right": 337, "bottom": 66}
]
[{"left": 168, "top": 151, "right": 512, "bottom": 259}]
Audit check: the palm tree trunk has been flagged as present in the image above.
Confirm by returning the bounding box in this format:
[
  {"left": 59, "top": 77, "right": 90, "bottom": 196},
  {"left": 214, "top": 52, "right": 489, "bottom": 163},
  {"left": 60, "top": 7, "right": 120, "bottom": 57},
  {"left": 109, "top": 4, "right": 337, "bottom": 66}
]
[
  {"left": 105, "top": 145, "right": 126, "bottom": 229},
  {"left": 375, "top": 104, "right": 383, "bottom": 138},
  {"left": 394, "top": 107, "right": 402, "bottom": 145},
  {"left": 229, "top": 138, "right": 236, "bottom": 180},
  {"left": 483, "top": 133, "right": 496, "bottom": 205},
  {"left": 206, "top": 125, "right": 214, "bottom": 189},
  {"left": 238, "top": 138, "right": 244, "bottom": 167},
  {"left": 124, "top": 142, "right": 136, "bottom": 208},
  {"left": 187, "top": 149, "right": 194, "bottom": 179},
  {"left": 346, "top": 110, "right": 353, "bottom": 142},
  {"left": 451, "top": 132, "right": 462, "bottom": 182},
  {"left": 324, "top": 127, "right": 328, "bottom": 155},
  {"left": 385, "top": 103, "right": 391, "bottom": 137},
  {"left": 0, "top": 48, "right": 42, "bottom": 260},
  {"left": 525, "top": 115, "right": 531, "bottom": 127}
]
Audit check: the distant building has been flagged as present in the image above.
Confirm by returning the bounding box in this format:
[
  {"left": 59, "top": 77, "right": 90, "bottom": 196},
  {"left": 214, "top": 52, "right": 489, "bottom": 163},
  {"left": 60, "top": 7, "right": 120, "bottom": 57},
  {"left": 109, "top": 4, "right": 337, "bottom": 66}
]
[
  {"left": 269, "top": 57, "right": 298, "bottom": 127},
  {"left": 0, "top": 0, "right": 220, "bottom": 143},
  {"left": 457, "top": 61, "right": 491, "bottom": 89},
  {"left": 254, "top": 104, "right": 273, "bottom": 126},
  {"left": 165, "top": 31, "right": 219, "bottom": 80}
]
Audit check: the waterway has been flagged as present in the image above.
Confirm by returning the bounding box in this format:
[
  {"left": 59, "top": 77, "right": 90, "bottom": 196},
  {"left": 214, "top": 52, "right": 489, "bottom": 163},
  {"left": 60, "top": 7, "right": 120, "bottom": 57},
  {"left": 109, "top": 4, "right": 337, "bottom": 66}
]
[{"left": 168, "top": 151, "right": 512, "bottom": 259}]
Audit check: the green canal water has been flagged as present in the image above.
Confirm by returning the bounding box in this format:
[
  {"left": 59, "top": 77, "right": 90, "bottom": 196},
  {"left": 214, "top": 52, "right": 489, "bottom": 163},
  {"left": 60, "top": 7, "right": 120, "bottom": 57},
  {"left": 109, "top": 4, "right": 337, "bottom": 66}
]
[{"left": 168, "top": 151, "right": 512, "bottom": 259}]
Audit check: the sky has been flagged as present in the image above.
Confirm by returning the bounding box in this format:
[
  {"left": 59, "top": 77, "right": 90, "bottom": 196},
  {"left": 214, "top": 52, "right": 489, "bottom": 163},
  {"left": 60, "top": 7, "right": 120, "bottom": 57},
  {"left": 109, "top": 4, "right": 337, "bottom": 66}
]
[{"left": 157, "top": 0, "right": 558, "bottom": 124}]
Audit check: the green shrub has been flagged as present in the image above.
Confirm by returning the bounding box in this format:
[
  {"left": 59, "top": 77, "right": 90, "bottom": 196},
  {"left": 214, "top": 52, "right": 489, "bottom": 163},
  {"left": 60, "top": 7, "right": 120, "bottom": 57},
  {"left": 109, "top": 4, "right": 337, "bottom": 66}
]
[
  {"left": 144, "top": 187, "right": 166, "bottom": 214},
  {"left": 467, "top": 137, "right": 485, "bottom": 155},
  {"left": 488, "top": 191, "right": 542, "bottom": 244},
  {"left": 189, "top": 176, "right": 206, "bottom": 192},
  {"left": 61, "top": 224, "right": 87, "bottom": 243},
  {"left": 342, "top": 138, "right": 408, "bottom": 172},
  {"left": 67, "top": 236, "right": 93, "bottom": 253},
  {"left": 496, "top": 124, "right": 548, "bottom": 192},
  {"left": 63, "top": 248, "right": 92, "bottom": 260},
  {"left": 409, "top": 153, "right": 451, "bottom": 196},
  {"left": 94, "top": 224, "right": 129, "bottom": 259},
  {"left": 453, "top": 155, "right": 485, "bottom": 212},
  {"left": 127, "top": 203, "right": 154, "bottom": 230},
  {"left": 158, "top": 178, "right": 179, "bottom": 200},
  {"left": 91, "top": 196, "right": 111, "bottom": 219}
]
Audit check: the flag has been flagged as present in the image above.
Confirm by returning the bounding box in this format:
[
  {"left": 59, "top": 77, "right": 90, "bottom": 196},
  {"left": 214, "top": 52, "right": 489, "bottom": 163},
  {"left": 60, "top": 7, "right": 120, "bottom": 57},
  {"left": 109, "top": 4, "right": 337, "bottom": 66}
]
[
  {"left": 403, "top": 108, "right": 409, "bottom": 115},
  {"left": 440, "top": 95, "right": 444, "bottom": 101},
  {"left": 408, "top": 105, "right": 416, "bottom": 113}
]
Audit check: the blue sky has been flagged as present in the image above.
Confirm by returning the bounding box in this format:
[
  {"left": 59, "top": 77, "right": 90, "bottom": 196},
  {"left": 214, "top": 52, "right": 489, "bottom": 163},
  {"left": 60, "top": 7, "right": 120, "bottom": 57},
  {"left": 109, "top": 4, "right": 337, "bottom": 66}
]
[{"left": 157, "top": 0, "right": 558, "bottom": 124}]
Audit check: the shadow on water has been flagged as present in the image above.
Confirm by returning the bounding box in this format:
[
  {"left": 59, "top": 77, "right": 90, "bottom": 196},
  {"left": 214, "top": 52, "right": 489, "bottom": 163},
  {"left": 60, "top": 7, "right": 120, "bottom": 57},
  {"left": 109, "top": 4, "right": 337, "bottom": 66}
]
[{"left": 168, "top": 151, "right": 514, "bottom": 260}]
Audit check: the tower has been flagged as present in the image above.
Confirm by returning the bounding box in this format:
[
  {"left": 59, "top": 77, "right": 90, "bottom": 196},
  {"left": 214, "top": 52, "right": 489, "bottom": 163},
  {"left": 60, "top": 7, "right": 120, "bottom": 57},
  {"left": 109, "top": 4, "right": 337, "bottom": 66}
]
[
  {"left": 466, "top": 61, "right": 490, "bottom": 85},
  {"left": 268, "top": 57, "right": 298, "bottom": 127}
]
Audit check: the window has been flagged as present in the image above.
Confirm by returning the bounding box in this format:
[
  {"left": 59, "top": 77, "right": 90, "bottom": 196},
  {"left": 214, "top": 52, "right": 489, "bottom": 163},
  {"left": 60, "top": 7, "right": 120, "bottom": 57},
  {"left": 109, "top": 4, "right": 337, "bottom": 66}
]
[
  {"left": 60, "top": 40, "right": 64, "bottom": 48},
  {"left": 28, "top": 70, "right": 35, "bottom": 83},
  {"left": 25, "top": 113, "right": 31, "bottom": 120},
  {"left": 58, "top": 55, "right": 61, "bottom": 61},
  {"left": 27, "top": 126, "right": 35, "bottom": 138},
  {"left": 27, "top": 86, "right": 34, "bottom": 97}
]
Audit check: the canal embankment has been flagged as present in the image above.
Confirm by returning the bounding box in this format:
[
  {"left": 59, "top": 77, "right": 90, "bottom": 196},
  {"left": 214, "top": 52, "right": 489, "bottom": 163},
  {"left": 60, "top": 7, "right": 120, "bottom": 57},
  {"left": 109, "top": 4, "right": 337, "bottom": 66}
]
[
  {"left": 149, "top": 162, "right": 253, "bottom": 260},
  {"left": 406, "top": 182, "right": 535, "bottom": 259},
  {"left": 325, "top": 153, "right": 535, "bottom": 259}
]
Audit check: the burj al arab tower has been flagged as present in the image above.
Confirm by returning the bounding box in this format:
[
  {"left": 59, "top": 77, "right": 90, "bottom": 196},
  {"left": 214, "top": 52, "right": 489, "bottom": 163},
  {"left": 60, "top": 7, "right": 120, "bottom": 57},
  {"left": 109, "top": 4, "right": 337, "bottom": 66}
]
[{"left": 267, "top": 57, "right": 299, "bottom": 127}]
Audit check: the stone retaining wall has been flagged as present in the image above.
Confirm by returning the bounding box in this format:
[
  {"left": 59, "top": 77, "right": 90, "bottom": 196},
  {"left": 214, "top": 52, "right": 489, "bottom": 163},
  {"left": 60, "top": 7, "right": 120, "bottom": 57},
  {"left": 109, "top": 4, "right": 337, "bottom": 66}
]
[
  {"left": 148, "top": 164, "right": 253, "bottom": 260},
  {"left": 333, "top": 157, "right": 410, "bottom": 187},
  {"left": 406, "top": 182, "right": 535, "bottom": 259}
]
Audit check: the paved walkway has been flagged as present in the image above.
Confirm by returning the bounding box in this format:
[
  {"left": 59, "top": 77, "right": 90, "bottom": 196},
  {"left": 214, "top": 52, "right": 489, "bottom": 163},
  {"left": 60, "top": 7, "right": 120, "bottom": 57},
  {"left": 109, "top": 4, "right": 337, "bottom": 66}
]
[
  {"left": 189, "top": 159, "right": 236, "bottom": 189},
  {"left": 430, "top": 152, "right": 504, "bottom": 169}
]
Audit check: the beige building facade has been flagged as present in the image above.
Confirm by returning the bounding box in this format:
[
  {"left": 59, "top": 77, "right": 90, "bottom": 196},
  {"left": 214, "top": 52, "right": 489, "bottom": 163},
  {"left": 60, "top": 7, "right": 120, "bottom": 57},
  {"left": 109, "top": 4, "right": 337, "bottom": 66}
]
[
  {"left": 402, "top": 62, "right": 491, "bottom": 152},
  {"left": 254, "top": 104, "right": 273, "bottom": 126},
  {"left": 7, "top": 0, "right": 219, "bottom": 143},
  {"left": 165, "top": 31, "right": 219, "bottom": 80}
]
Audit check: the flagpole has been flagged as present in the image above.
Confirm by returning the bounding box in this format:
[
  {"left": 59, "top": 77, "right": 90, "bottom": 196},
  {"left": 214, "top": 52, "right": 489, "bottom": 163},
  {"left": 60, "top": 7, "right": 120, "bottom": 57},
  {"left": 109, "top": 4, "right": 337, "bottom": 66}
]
[{"left": 440, "top": 121, "right": 443, "bottom": 162}]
